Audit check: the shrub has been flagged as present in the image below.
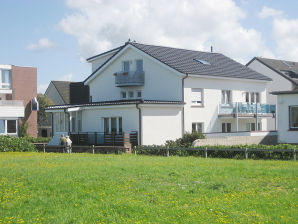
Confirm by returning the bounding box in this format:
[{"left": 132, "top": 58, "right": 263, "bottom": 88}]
[
  {"left": 165, "top": 132, "right": 205, "bottom": 147},
  {"left": 21, "top": 137, "right": 51, "bottom": 143},
  {"left": 0, "top": 135, "right": 36, "bottom": 152},
  {"left": 18, "top": 119, "right": 28, "bottom": 137}
]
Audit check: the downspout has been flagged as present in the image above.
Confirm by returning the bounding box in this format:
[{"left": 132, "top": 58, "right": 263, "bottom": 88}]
[
  {"left": 51, "top": 112, "right": 54, "bottom": 137},
  {"left": 181, "top": 73, "right": 189, "bottom": 136},
  {"left": 136, "top": 101, "right": 142, "bottom": 145}
]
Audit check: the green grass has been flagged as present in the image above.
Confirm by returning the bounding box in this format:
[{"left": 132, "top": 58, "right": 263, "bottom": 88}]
[{"left": 0, "top": 153, "right": 297, "bottom": 224}]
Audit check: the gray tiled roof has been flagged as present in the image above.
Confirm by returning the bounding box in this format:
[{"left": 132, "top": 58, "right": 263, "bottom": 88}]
[
  {"left": 46, "top": 99, "right": 184, "bottom": 110},
  {"left": 248, "top": 57, "right": 298, "bottom": 85},
  {"left": 51, "top": 81, "right": 89, "bottom": 104},
  {"left": 130, "top": 42, "right": 271, "bottom": 81}
]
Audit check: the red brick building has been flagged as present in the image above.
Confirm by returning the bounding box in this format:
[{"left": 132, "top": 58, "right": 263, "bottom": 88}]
[{"left": 0, "top": 65, "right": 37, "bottom": 137}]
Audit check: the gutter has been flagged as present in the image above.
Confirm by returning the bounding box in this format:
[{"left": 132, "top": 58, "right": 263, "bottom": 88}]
[
  {"left": 181, "top": 73, "right": 189, "bottom": 136},
  {"left": 136, "top": 102, "right": 142, "bottom": 145}
]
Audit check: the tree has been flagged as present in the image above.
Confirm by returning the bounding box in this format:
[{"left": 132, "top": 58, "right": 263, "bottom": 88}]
[{"left": 37, "top": 94, "right": 53, "bottom": 126}]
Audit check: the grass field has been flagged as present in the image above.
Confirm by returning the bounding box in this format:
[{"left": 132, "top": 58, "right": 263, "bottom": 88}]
[{"left": 0, "top": 153, "right": 297, "bottom": 224}]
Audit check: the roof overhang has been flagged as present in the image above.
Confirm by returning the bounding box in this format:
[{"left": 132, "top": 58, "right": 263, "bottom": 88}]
[{"left": 271, "top": 90, "right": 298, "bottom": 95}]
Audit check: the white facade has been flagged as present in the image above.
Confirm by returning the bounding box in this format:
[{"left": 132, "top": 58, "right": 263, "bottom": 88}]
[
  {"left": 47, "top": 44, "right": 274, "bottom": 145},
  {"left": 274, "top": 93, "right": 298, "bottom": 143}
]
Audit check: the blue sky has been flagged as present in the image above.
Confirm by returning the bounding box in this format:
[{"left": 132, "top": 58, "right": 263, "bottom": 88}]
[{"left": 1, "top": 0, "right": 298, "bottom": 93}]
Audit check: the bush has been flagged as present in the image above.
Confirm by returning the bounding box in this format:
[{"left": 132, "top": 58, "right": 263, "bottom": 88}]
[
  {"left": 21, "top": 137, "right": 51, "bottom": 143},
  {"left": 0, "top": 135, "right": 36, "bottom": 152},
  {"left": 18, "top": 119, "right": 28, "bottom": 137},
  {"left": 165, "top": 132, "right": 205, "bottom": 147}
]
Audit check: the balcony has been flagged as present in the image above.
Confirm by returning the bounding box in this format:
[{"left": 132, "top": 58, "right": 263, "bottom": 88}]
[
  {"left": 114, "top": 71, "right": 145, "bottom": 87},
  {"left": 0, "top": 100, "right": 24, "bottom": 118},
  {"left": 218, "top": 103, "right": 276, "bottom": 117},
  {"left": 0, "top": 83, "right": 12, "bottom": 94}
]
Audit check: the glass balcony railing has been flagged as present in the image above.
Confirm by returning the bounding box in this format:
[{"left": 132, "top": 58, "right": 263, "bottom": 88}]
[
  {"left": 219, "top": 103, "right": 276, "bottom": 115},
  {"left": 115, "top": 71, "right": 145, "bottom": 87},
  {"left": 0, "top": 100, "right": 24, "bottom": 107}
]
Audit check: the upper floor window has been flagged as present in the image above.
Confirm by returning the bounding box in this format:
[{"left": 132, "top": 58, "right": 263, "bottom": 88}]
[
  {"left": 245, "top": 92, "right": 260, "bottom": 103},
  {"left": 123, "top": 61, "right": 130, "bottom": 72},
  {"left": 136, "top": 60, "right": 143, "bottom": 71},
  {"left": 290, "top": 106, "right": 298, "bottom": 130},
  {"left": 1, "top": 70, "right": 11, "bottom": 89},
  {"left": 191, "top": 88, "right": 203, "bottom": 106},
  {"left": 221, "top": 90, "right": 231, "bottom": 104}
]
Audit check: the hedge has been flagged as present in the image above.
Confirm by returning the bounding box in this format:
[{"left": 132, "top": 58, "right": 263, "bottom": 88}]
[
  {"left": 21, "top": 136, "right": 51, "bottom": 143},
  {"left": 0, "top": 136, "right": 36, "bottom": 152}
]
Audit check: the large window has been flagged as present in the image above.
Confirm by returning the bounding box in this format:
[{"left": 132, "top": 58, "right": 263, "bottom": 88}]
[
  {"left": 136, "top": 59, "right": 143, "bottom": 71},
  {"left": 290, "top": 106, "right": 298, "bottom": 129},
  {"left": 246, "top": 122, "right": 261, "bottom": 131},
  {"left": 55, "top": 112, "right": 69, "bottom": 132},
  {"left": 245, "top": 92, "right": 260, "bottom": 103},
  {"left": 0, "top": 119, "right": 17, "bottom": 134},
  {"left": 103, "top": 117, "right": 122, "bottom": 134},
  {"left": 123, "top": 61, "right": 130, "bottom": 72},
  {"left": 191, "top": 88, "right": 203, "bottom": 106},
  {"left": 192, "top": 122, "right": 204, "bottom": 133},
  {"left": 1, "top": 70, "right": 11, "bottom": 89},
  {"left": 221, "top": 90, "right": 231, "bottom": 104}
]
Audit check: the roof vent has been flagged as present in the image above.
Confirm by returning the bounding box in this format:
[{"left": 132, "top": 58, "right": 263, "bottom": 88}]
[{"left": 194, "top": 58, "right": 211, "bottom": 65}]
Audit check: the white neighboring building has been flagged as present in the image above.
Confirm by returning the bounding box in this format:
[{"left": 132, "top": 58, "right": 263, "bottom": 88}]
[
  {"left": 271, "top": 90, "right": 298, "bottom": 144},
  {"left": 46, "top": 42, "right": 275, "bottom": 146},
  {"left": 247, "top": 57, "right": 298, "bottom": 130}
]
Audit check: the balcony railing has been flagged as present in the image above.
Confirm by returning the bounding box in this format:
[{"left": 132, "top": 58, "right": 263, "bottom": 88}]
[
  {"left": 219, "top": 103, "right": 276, "bottom": 116},
  {"left": 115, "top": 71, "right": 145, "bottom": 87},
  {"left": 0, "top": 83, "right": 11, "bottom": 89},
  {"left": 0, "top": 100, "right": 24, "bottom": 106}
]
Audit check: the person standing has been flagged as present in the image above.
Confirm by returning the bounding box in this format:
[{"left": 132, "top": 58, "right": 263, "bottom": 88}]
[
  {"left": 66, "top": 136, "right": 72, "bottom": 153},
  {"left": 60, "top": 134, "right": 67, "bottom": 153}
]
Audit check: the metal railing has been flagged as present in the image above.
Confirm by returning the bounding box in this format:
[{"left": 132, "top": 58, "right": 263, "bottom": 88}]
[
  {"left": 115, "top": 71, "right": 145, "bottom": 87},
  {"left": 0, "top": 100, "right": 24, "bottom": 106},
  {"left": 219, "top": 103, "right": 276, "bottom": 115}
]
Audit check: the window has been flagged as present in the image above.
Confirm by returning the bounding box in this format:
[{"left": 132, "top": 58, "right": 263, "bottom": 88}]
[
  {"left": 123, "top": 61, "right": 130, "bottom": 72},
  {"left": 245, "top": 92, "right": 260, "bottom": 103},
  {"left": 55, "top": 112, "right": 68, "bottom": 132},
  {"left": 1, "top": 70, "right": 11, "bottom": 89},
  {"left": 0, "top": 120, "right": 4, "bottom": 133},
  {"left": 137, "top": 91, "right": 142, "bottom": 98},
  {"left": 246, "top": 122, "right": 261, "bottom": 131},
  {"left": 103, "top": 117, "right": 122, "bottom": 134},
  {"left": 194, "top": 58, "right": 210, "bottom": 65},
  {"left": 7, "top": 120, "right": 16, "bottom": 134},
  {"left": 129, "top": 91, "right": 134, "bottom": 99},
  {"left": 192, "top": 122, "right": 204, "bottom": 133},
  {"left": 136, "top": 59, "right": 143, "bottom": 71},
  {"left": 222, "top": 123, "right": 231, "bottom": 133},
  {"left": 121, "top": 91, "right": 127, "bottom": 99},
  {"left": 77, "top": 111, "right": 82, "bottom": 132},
  {"left": 221, "top": 90, "right": 231, "bottom": 104},
  {"left": 191, "top": 88, "right": 203, "bottom": 106},
  {"left": 290, "top": 106, "right": 298, "bottom": 129},
  {"left": 71, "top": 117, "right": 76, "bottom": 132}
]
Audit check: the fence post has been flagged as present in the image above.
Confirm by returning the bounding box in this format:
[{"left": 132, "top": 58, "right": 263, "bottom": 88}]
[
  {"left": 166, "top": 146, "right": 170, "bottom": 157},
  {"left": 205, "top": 147, "right": 208, "bottom": 159},
  {"left": 92, "top": 145, "right": 95, "bottom": 154},
  {"left": 134, "top": 146, "right": 137, "bottom": 155},
  {"left": 245, "top": 148, "right": 248, "bottom": 160},
  {"left": 43, "top": 144, "right": 46, "bottom": 153},
  {"left": 293, "top": 149, "right": 296, "bottom": 161}
]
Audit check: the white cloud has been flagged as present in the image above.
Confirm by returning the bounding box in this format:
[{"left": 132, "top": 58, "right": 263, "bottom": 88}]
[
  {"left": 59, "top": 73, "right": 73, "bottom": 81},
  {"left": 38, "top": 84, "right": 49, "bottom": 94},
  {"left": 26, "top": 38, "right": 54, "bottom": 51},
  {"left": 258, "top": 6, "right": 283, "bottom": 19},
  {"left": 59, "top": 0, "right": 273, "bottom": 63}
]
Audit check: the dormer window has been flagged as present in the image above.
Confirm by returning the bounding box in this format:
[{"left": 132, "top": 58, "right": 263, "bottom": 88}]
[
  {"left": 123, "top": 61, "right": 130, "bottom": 72},
  {"left": 194, "top": 58, "right": 210, "bottom": 65}
]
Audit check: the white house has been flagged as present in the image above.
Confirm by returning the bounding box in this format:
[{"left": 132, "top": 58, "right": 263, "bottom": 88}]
[
  {"left": 271, "top": 90, "right": 298, "bottom": 144},
  {"left": 247, "top": 57, "right": 298, "bottom": 130},
  {"left": 46, "top": 42, "right": 275, "bottom": 146}
]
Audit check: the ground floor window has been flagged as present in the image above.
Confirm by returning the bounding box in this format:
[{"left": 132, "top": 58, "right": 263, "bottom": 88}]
[
  {"left": 222, "top": 123, "right": 231, "bottom": 133},
  {"left": 246, "top": 122, "right": 261, "bottom": 131},
  {"left": 55, "top": 112, "right": 69, "bottom": 132},
  {"left": 0, "top": 119, "right": 17, "bottom": 134},
  {"left": 192, "top": 122, "right": 204, "bottom": 133},
  {"left": 290, "top": 106, "right": 298, "bottom": 129},
  {"left": 103, "top": 117, "right": 122, "bottom": 134}
]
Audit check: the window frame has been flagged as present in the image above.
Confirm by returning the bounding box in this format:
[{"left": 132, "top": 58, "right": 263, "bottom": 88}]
[
  {"left": 222, "top": 122, "right": 232, "bottom": 133},
  {"left": 123, "top": 61, "right": 130, "bottom": 72},
  {"left": 191, "top": 88, "right": 204, "bottom": 107},
  {"left": 136, "top": 59, "right": 143, "bottom": 72},
  {"left": 192, "top": 122, "right": 204, "bottom": 133},
  {"left": 289, "top": 106, "right": 298, "bottom": 130},
  {"left": 221, "top": 90, "right": 232, "bottom": 105},
  {"left": 103, "top": 117, "right": 123, "bottom": 134}
]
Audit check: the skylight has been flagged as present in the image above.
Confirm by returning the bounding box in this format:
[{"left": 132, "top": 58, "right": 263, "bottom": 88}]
[{"left": 194, "top": 58, "right": 211, "bottom": 65}]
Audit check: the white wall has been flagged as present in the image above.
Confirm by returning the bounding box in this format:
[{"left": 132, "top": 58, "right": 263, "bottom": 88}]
[
  {"left": 141, "top": 105, "right": 182, "bottom": 145},
  {"left": 276, "top": 93, "right": 298, "bottom": 143},
  {"left": 88, "top": 47, "right": 182, "bottom": 102},
  {"left": 184, "top": 76, "right": 267, "bottom": 133},
  {"left": 45, "top": 82, "right": 65, "bottom": 105},
  {"left": 90, "top": 52, "right": 116, "bottom": 73}
]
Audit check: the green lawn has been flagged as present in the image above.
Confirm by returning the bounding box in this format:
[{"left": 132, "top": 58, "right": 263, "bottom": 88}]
[{"left": 0, "top": 153, "right": 297, "bottom": 224}]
